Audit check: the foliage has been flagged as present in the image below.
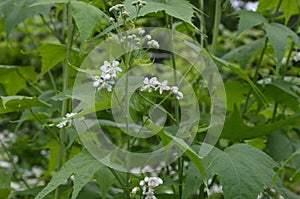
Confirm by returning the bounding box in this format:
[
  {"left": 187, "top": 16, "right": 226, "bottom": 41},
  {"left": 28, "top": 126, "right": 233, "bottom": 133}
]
[{"left": 0, "top": 0, "right": 299, "bottom": 199}]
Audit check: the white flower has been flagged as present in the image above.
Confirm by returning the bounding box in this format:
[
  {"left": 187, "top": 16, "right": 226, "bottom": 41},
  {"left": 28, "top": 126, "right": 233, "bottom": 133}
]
[
  {"left": 147, "top": 40, "right": 159, "bottom": 48},
  {"left": 171, "top": 86, "right": 183, "bottom": 99},
  {"left": 139, "top": 180, "right": 145, "bottom": 186},
  {"left": 145, "top": 35, "right": 152, "bottom": 40},
  {"left": 293, "top": 51, "right": 300, "bottom": 62},
  {"left": 131, "top": 186, "right": 140, "bottom": 195},
  {"left": 138, "top": 28, "right": 145, "bottom": 36},
  {"left": 93, "top": 60, "right": 121, "bottom": 92},
  {"left": 148, "top": 177, "right": 163, "bottom": 188},
  {"left": 56, "top": 112, "right": 77, "bottom": 128},
  {"left": 141, "top": 77, "right": 159, "bottom": 92},
  {"left": 56, "top": 120, "right": 68, "bottom": 128},
  {"left": 155, "top": 80, "right": 170, "bottom": 94},
  {"left": 66, "top": 112, "right": 76, "bottom": 118}
]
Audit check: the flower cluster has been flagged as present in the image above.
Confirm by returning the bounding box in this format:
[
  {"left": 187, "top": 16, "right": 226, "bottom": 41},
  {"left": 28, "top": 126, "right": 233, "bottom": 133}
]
[
  {"left": 131, "top": 176, "right": 163, "bottom": 199},
  {"left": 109, "top": 4, "right": 130, "bottom": 20},
  {"left": 56, "top": 112, "right": 76, "bottom": 128},
  {"left": 119, "top": 28, "right": 159, "bottom": 49},
  {"left": 141, "top": 77, "right": 183, "bottom": 99},
  {"left": 92, "top": 60, "right": 122, "bottom": 92},
  {"left": 131, "top": 0, "right": 147, "bottom": 8}
]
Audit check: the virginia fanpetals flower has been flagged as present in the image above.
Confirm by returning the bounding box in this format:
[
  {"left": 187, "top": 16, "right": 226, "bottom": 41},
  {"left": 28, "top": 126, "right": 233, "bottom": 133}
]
[
  {"left": 56, "top": 112, "right": 77, "bottom": 128},
  {"left": 140, "top": 77, "right": 183, "bottom": 99},
  {"left": 138, "top": 176, "right": 163, "bottom": 199},
  {"left": 171, "top": 86, "right": 184, "bottom": 99},
  {"left": 92, "top": 60, "right": 121, "bottom": 92},
  {"left": 141, "top": 77, "right": 159, "bottom": 92},
  {"left": 155, "top": 80, "right": 170, "bottom": 94}
]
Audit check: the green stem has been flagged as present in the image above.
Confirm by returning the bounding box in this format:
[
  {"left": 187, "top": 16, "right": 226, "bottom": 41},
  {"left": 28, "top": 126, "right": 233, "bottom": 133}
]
[
  {"left": 168, "top": 15, "right": 182, "bottom": 199},
  {"left": 242, "top": 37, "right": 268, "bottom": 115},
  {"left": 55, "top": 2, "right": 73, "bottom": 199},
  {"left": 211, "top": 0, "right": 221, "bottom": 55},
  {"left": 198, "top": 0, "right": 206, "bottom": 47}
]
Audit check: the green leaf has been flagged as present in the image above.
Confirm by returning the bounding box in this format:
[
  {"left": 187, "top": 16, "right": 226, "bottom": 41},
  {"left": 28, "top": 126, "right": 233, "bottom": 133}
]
[
  {"left": 206, "top": 144, "right": 282, "bottom": 199},
  {"left": 124, "top": 0, "right": 196, "bottom": 27},
  {"left": 35, "top": 150, "right": 110, "bottom": 199},
  {"left": 95, "top": 167, "right": 117, "bottom": 199},
  {"left": 0, "top": 65, "right": 36, "bottom": 95},
  {"left": 0, "top": 0, "right": 50, "bottom": 38},
  {"left": 0, "top": 96, "right": 50, "bottom": 114},
  {"left": 258, "top": 0, "right": 300, "bottom": 24},
  {"left": 71, "top": 1, "right": 109, "bottom": 44},
  {"left": 159, "top": 131, "right": 207, "bottom": 183},
  {"left": 224, "top": 81, "right": 249, "bottom": 112},
  {"left": 183, "top": 163, "right": 203, "bottom": 199},
  {"left": 264, "top": 22, "right": 300, "bottom": 73},
  {"left": 264, "top": 79, "right": 300, "bottom": 111},
  {"left": 221, "top": 106, "right": 300, "bottom": 140},
  {"left": 213, "top": 56, "right": 267, "bottom": 106},
  {"left": 223, "top": 38, "right": 265, "bottom": 68},
  {"left": 0, "top": 169, "right": 10, "bottom": 199},
  {"left": 35, "top": 43, "right": 66, "bottom": 77},
  {"left": 29, "top": 0, "right": 67, "bottom": 6},
  {"left": 235, "top": 11, "right": 267, "bottom": 36}
]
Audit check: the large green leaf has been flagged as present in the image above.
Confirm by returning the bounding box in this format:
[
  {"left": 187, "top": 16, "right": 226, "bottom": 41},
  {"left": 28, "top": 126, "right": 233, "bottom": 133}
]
[
  {"left": 35, "top": 150, "right": 113, "bottom": 199},
  {"left": 223, "top": 38, "right": 265, "bottom": 68},
  {"left": 0, "top": 65, "right": 36, "bottom": 95},
  {"left": 213, "top": 56, "right": 267, "bottom": 106},
  {"left": 0, "top": 96, "right": 50, "bottom": 114},
  {"left": 221, "top": 107, "right": 300, "bottom": 140},
  {"left": 206, "top": 144, "right": 282, "bottom": 199},
  {"left": 183, "top": 162, "right": 203, "bottom": 199},
  {"left": 264, "top": 79, "right": 300, "bottom": 111},
  {"left": 184, "top": 144, "right": 283, "bottom": 199},
  {"left": 71, "top": 1, "right": 109, "bottom": 44},
  {"left": 35, "top": 43, "right": 66, "bottom": 77},
  {"left": 235, "top": 11, "right": 267, "bottom": 36},
  {"left": 124, "top": 0, "right": 195, "bottom": 27},
  {"left": 0, "top": 0, "right": 50, "bottom": 38},
  {"left": 0, "top": 169, "right": 10, "bottom": 199},
  {"left": 258, "top": 0, "right": 300, "bottom": 24},
  {"left": 264, "top": 22, "right": 300, "bottom": 73}
]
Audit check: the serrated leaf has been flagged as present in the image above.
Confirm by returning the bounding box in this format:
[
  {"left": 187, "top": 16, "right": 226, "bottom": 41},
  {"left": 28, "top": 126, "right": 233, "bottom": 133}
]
[
  {"left": 221, "top": 106, "right": 300, "bottom": 140},
  {"left": 0, "top": 65, "right": 36, "bottom": 95},
  {"left": 258, "top": 0, "right": 300, "bottom": 24},
  {"left": 124, "top": 0, "right": 195, "bottom": 27},
  {"left": 0, "top": 0, "right": 50, "bottom": 38},
  {"left": 71, "top": 1, "right": 109, "bottom": 44},
  {"left": 184, "top": 144, "right": 283, "bottom": 199},
  {"left": 264, "top": 22, "right": 300, "bottom": 73},
  {"left": 223, "top": 38, "right": 265, "bottom": 68},
  {"left": 264, "top": 79, "right": 300, "bottom": 111},
  {"left": 35, "top": 150, "right": 110, "bottom": 199},
  {"left": 235, "top": 11, "right": 267, "bottom": 36},
  {"left": 182, "top": 162, "right": 203, "bottom": 199},
  {"left": 0, "top": 169, "right": 10, "bottom": 199},
  {"left": 95, "top": 167, "right": 117, "bottom": 199},
  {"left": 0, "top": 96, "right": 50, "bottom": 114},
  {"left": 206, "top": 144, "right": 282, "bottom": 199},
  {"left": 35, "top": 43, "right": 66, "bottom": 77}
]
